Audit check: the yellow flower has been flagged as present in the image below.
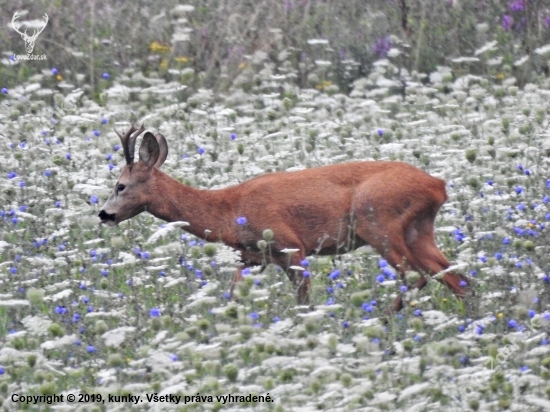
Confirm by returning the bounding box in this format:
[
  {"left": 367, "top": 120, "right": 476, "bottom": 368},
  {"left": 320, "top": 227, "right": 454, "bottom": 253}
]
[
  {"left": 496, "top": 73, "right": 505, "bottom": 81},
  {"left": 126, "top": 357, "right": 131, "bottom": 363},
  {"left": 174, "top": 56, "right": 189, "bottom": 63},
  {"left": 159, "top": 59, "right": 169, "bottom": 70},
  {"left": 527, "top": 222, "right": 535, "bottom": 228},
  {"left": 149, "top": 41, "right": 171, "bottom": 54},
  {"left": 56, "top": 74, "right": 63, "bottom": 81},
  {"left": 238, "top": 62, "right": 247, "bottom": 70},
  {"left": 442, "top": 298, "right": 447, "bottom": 303},
  {"left": 497, "top": 312, "right": 503, "bottom": 319},
  {"left": 315, "top": 80, "right": 333, "bottom": 90},
  {"left": 410, "top": 301, "right": 416, "bottom": 307}
]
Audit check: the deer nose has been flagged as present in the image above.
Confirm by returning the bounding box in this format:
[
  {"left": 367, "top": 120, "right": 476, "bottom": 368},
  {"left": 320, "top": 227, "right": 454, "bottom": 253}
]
[{"left": 98, "top": 210, "right": 115, "bottom": 222}]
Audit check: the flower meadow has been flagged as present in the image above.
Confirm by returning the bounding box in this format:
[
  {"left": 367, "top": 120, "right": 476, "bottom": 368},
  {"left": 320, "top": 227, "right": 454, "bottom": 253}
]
[{"left": 3, "top": 34, "right": 550, "bottom": 412}]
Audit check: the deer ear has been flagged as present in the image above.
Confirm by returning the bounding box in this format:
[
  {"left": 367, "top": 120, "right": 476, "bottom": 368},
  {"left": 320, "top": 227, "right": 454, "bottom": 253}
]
[{"left": 138, "top": 132, "right": 160, "bottom": 169}]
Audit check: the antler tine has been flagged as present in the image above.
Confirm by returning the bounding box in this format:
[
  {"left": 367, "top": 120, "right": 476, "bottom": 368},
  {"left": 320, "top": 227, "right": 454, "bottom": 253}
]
[
  {"left": 114, "top": 124, "right": 145, "bottom": 165},
  {"left": 126, "top": 124, "right": 146, "bottom": 165}
]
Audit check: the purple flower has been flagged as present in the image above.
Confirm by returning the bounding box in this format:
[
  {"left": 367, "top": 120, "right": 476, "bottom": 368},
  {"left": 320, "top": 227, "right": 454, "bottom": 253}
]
[
  {"left": 197, "top": 147, "right": 205, "bottom": 155},
  {"left": 502, "top": 15, "right": 513, "bottom": 31},
  {"left": 362, "top": 303, "right": 373, "bottom": 313},
  {"left": 7, "top": 171, "right": 16, "bottom": 179},
  {"left": 230, "top": 133, "right": 237, "bottom": 140},
  {"left": 1, "top": 88, "right": 8, "bottom": 94},
  {"left": 374, "top": 36, "right": 391, "bottom": 58},
  {"left": 87, "top": 345, "right": 97, "bottom": 353},
  {"left": 544, "top": 16, "right": 550, "bottom": 29},
  {"left": 51, "top": 68, "right": 58, "bottom": 75},
  {"left": 509, "top": 0, "right": 524, "bottom": 11},
  {"left": 377, "top": 129, "right": 384, "bottom": 136},
  {"left": 508, "top": 319, "right": 517, "bottom": 328},
  {"left": 90, "top": 195, "right": 98, "bottom": 204},
  {"left": 236, "top": 216, "right": 247, "bottom": 225},
  {"left": 376, "top": 274, "right": 385, "bottom": 283},
  {"left": 149, "top": 308, "right": 161, "bottom": 317},
  {"left": 101, "top": 118, "right": 108, "bottom": 124},
  {"left": 102, "top": 72, "right": 110, "bottom": 79},
  {"left": 93, "top": 130, "right": 100, "bottom": 137},
  {"left": 303, "top": 270, "right": 310, "bottom": 278}
]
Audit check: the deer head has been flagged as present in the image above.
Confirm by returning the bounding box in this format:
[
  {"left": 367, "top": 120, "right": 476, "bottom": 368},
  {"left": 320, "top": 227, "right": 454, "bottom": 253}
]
[
  {"left": 12, "top": 11, "right": 49, "bottom": 54},
  {"left": 98, "top": 125, "right": 168, "bottom": 226}
]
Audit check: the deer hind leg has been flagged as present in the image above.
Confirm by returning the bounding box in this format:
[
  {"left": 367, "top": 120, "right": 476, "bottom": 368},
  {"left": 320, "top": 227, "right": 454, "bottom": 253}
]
[
  {"left": 405, "top": 225, "right": 471, "bottom": 300},
  {"left": 354, "top": 224, "right": 421, "bottom": 312}
]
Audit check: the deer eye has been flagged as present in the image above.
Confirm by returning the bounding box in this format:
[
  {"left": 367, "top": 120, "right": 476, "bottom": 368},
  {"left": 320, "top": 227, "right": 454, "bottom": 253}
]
[{"left": 117, "top": 184, "right": 126, "bottom": 192}]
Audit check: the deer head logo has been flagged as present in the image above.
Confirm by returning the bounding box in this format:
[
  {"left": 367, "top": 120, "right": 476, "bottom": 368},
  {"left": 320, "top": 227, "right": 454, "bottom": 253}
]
[{"left": 11, "top": 11, "right": 49, "bottom": 54}]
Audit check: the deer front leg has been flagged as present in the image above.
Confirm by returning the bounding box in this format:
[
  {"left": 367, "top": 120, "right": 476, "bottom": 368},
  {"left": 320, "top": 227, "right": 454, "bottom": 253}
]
[{"left": 229, "top": 267, "right": 245, "bottom": 299}]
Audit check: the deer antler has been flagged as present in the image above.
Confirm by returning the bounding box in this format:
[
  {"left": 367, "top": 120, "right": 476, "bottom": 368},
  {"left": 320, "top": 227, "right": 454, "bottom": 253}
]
[
  {"left": 11, "top": 10, "right": 26, "bottom": 37},
  {"left": 115, "top": 124, "right": 145, "bottom": 165},
  {"left": 30, "top": 14, "right": 49, "bottom": 40}
]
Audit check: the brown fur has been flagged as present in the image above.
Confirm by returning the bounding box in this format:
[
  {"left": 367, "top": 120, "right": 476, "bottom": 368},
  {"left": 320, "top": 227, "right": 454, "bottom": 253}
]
[{"left": 100, "top": 132, "right": 471, "bottom": 312}]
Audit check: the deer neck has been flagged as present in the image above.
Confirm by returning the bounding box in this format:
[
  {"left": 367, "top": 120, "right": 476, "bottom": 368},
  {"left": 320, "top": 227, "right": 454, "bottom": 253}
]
[{"left": 147, "top": 169, "right": 233, "bottom": 241}]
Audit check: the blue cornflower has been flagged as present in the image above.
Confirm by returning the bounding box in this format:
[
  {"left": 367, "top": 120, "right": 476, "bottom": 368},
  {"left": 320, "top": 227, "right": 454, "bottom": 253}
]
[{"left": 362, "top": 303, "right": 373, "bottom": 313}]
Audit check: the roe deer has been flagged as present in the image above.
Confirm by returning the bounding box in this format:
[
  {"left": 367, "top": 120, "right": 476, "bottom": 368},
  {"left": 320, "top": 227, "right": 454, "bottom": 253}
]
[{"left": 98, "top": 125, "right": 471, "bottom": 312}]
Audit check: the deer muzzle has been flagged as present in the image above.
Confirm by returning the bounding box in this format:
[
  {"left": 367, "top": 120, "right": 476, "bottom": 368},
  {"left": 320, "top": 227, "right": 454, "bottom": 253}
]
[{"left": 98, "top": 210, "right": 116, "bottom": 226}]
